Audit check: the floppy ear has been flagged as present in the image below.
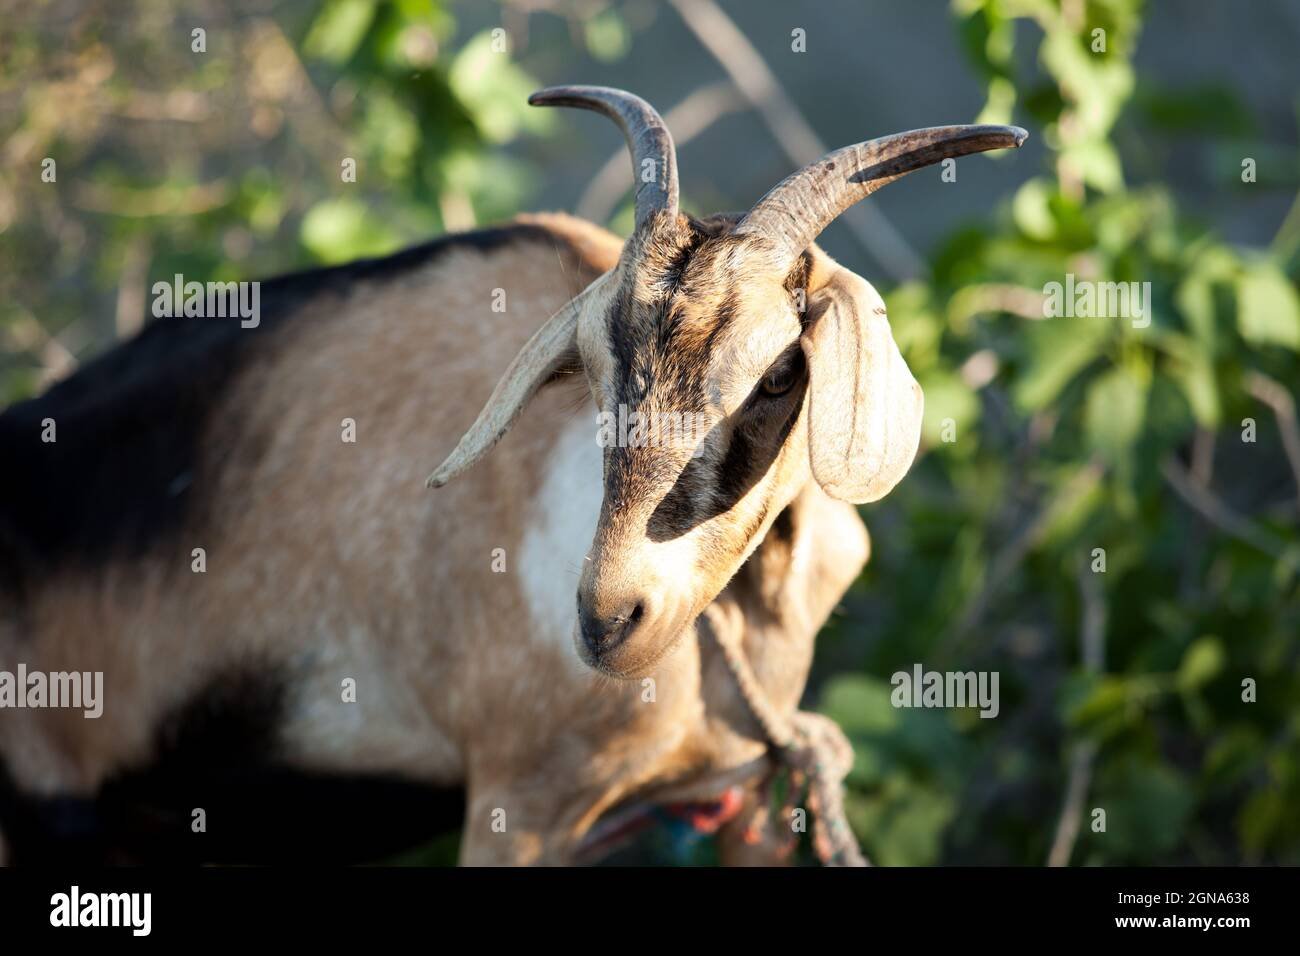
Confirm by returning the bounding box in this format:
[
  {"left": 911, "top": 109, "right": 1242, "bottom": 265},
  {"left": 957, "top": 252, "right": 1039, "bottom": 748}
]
[
  {"left": 426, "top": 271, "right": 613, "bottom": 488},
  {"left": 800, "top": 267, "right": 924, "bottom": 504}
]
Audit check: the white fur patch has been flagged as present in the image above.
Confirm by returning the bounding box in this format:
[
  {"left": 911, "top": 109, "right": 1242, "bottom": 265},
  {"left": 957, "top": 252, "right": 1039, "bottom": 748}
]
[{"left": 518, "top": 415, "right": 603, "bottom": 668}]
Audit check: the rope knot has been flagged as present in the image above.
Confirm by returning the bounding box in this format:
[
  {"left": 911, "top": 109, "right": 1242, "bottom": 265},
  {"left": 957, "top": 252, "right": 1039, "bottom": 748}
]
[{"left": 703, "top": 607, "right": 869, "bottom": 867}]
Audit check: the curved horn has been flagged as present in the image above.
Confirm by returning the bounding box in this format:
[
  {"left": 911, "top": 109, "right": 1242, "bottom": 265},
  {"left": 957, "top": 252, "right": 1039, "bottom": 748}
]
[
  {"left": 426, "top": 271, "right": 614, "bottom": 489},
  {"left": 529, "top": 85, "right": 679, "bottom": 229},
  {"left": 736, "top": 125, "right": 1027, "bottom": 265}
]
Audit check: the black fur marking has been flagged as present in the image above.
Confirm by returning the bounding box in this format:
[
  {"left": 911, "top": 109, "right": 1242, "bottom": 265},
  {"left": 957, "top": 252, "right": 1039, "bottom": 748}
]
[
  {"left": 0, "top": 223, "right": 556, "bottom": 599},
  {"left": 607, "top": 217, "right": 717, "bottom": 412},
  {"left": 0, "top": 664, "right": 465, "bottom": 864},
  {"left": 596, "top": 214, "right": 802, "bottom": 542},
  {"left": 607, "top": 282, "right": 642, "bottom": 410},
  {"left": 603, "top": 231, "right": 741, "bottom": 525},
  {"left": 703, "top": 288, "right": 740, "bottom": 353},
  {"left": 647, "top": 357, "right": 805, "bottom": 542}
]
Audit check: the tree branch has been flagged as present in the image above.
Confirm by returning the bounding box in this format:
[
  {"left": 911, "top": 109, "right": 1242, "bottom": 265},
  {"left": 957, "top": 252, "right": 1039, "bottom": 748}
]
[
  {"left": 1047, "top": 560, "right": 1105, "bottom": 866},
  {"left": 1244, "top": 370, "right": 1300, "bottom": 508},
  {"left": 1161, "top": 456, "right": 1291, "bottom": 560}
]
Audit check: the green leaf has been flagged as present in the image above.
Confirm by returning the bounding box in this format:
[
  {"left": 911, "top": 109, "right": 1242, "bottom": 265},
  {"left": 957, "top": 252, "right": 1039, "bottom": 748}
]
[
  {"left": 1013, "top": 178, "right": 1057, "bottom": 241},
  {"left": 303, "top": 0, "right": 377, "bottom": 65},
  {"left": 1013, "top": 318, "right": 1107, "bottom": 411},
  {"left": 1174, "top": 274, "right": 1217, "bottom": 353},
  {"left": 1176, "top": 636, "right": 1225, "bottom": 692},
  {"left": 819, "top": 676, "right": 900, "bottom": 736},
  {"left": 1161, "top": 332, "right": 1221, "bottom": 427},
  {"left": 1236, "top": 262, "right": 1300, "bottom": 351},
  {"left": 584, "top": 9, "right": 631, "bottom": 63},
  {"left": 300, "top": 197, "right": 401, "bottom": 263},
  {"left": 1083, "top": 366, "right": 1147, "bottom": 463},
  {"left": 1093, "top": 756, "right": 1194, "bottom": 857},
  {"left": 448, "top": 32, "right": 546, "bottom": 144},
  {"left": 1038, "top": 464, "right": 1104, "bottom": 547},
  {"left": 975, "top": 75, "right": 1017, "bottom": 127},
  {"left": 1066, "top": 674, "right": 1129, "bottom": 728},
  {"left": 884, "top": 282, "right": 941, "bottom": 366},
  {"left": 1204, "top": 727, "right": 1267, "bottom": 790},
  {"left": 918, "top": 368, "right": 980, "bottom": 448},
  {"left": 1238, "top": 787, "right": 1286, "bottom": 854},
  {"left": 849, "top": 781, "right": 956, "bottom": 867},
  {"left": 1064, "top": 139, "right": 1124, "bottom": 194}
]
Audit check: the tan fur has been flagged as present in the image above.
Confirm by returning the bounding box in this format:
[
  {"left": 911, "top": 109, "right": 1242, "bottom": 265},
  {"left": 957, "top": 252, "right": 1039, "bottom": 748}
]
[
  {"left": 0, "top": 212, "right": 872, "bottom": 864},
  {"left": 565, "top": 214, "right": 897, "bottom": 685}
]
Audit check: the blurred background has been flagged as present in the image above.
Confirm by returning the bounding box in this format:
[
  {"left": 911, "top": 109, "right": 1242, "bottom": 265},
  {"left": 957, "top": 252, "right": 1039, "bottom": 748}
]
[{"left": 2, "top": 0, "right": 1298, "bottom": 865}]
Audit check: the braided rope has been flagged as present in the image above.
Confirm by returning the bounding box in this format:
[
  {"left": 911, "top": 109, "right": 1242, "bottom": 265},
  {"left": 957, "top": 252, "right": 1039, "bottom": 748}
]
[{"left": 703, "top": 608, "right": 868, "bottom": 867}]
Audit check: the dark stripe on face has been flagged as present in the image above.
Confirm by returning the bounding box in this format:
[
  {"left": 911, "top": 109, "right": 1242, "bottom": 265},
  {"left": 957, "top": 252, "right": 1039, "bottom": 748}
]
[
  {"left": 603, "top": 223, "right": 791, "bottom": 541},
  {"left": 610, "top": 283, "right": 739, "bottom": 534},
  {"left": 607, "top": 278, "right": 642, "bottom": 409},
  {"left": 701, "top": 288, "right": 740, "bottom": 360},
  {"left": 712, "top": 386, "right": 804, "bottom": 515},
  {"left": 608, "top": 227, "right": 710, "bottom": 406},
  {"left": 648, "top": 386, "right": 804, "bottom": 542},
  {"left": 602, "top": 226, "right": 722, "bottom": 518}
]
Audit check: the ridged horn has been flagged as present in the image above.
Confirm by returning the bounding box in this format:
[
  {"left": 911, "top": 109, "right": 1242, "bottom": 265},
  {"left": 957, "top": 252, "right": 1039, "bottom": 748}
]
[
  {"left": 736, "top": 124, "right": 1027, "bottom": 265},
  {"left": 529, "top": 85, "right": 679, "bottom": 229}
]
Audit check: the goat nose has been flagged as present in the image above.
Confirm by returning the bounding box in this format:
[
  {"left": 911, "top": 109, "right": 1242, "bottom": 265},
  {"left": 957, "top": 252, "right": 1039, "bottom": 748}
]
[{"left": 578, "top": 597, "right": 646, "bottom": 658}]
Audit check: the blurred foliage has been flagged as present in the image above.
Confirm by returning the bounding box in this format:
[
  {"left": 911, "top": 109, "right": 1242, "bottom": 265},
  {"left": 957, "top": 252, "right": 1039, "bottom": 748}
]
[
  {"left": 818, "top": 0, "right": 1300, "bottom": 865},
  {"left": 2, "top": 0, "right": 1297, "bottom": 866},
  {"left": 0, "top": 0, "right": 546, "bottom": 399}
]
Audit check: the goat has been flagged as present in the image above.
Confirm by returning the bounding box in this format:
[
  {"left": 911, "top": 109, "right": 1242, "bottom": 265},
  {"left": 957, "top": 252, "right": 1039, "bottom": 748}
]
[{"left": 0, "top": 86, "right": 1023, "bottom": 865}]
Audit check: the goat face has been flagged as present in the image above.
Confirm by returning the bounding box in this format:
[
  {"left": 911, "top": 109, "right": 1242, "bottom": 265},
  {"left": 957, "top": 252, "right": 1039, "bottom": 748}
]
[
  {"left": 570, "top": 214, "right": 814, "bottom": 675},
  {"left": 429, "top": 86, "right": 1025, "bottom": 678}
]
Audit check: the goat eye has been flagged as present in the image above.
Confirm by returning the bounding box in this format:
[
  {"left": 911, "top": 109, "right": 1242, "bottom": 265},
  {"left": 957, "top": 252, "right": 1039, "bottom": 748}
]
[{"left": 760, "top": 362, "right": 798, "bottom": 397}]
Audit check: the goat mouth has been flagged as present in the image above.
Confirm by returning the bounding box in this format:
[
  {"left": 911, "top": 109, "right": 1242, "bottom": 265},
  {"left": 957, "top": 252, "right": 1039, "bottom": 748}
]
[{"left": 572, "top": 613, "right": 694, "bottom": 680}]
